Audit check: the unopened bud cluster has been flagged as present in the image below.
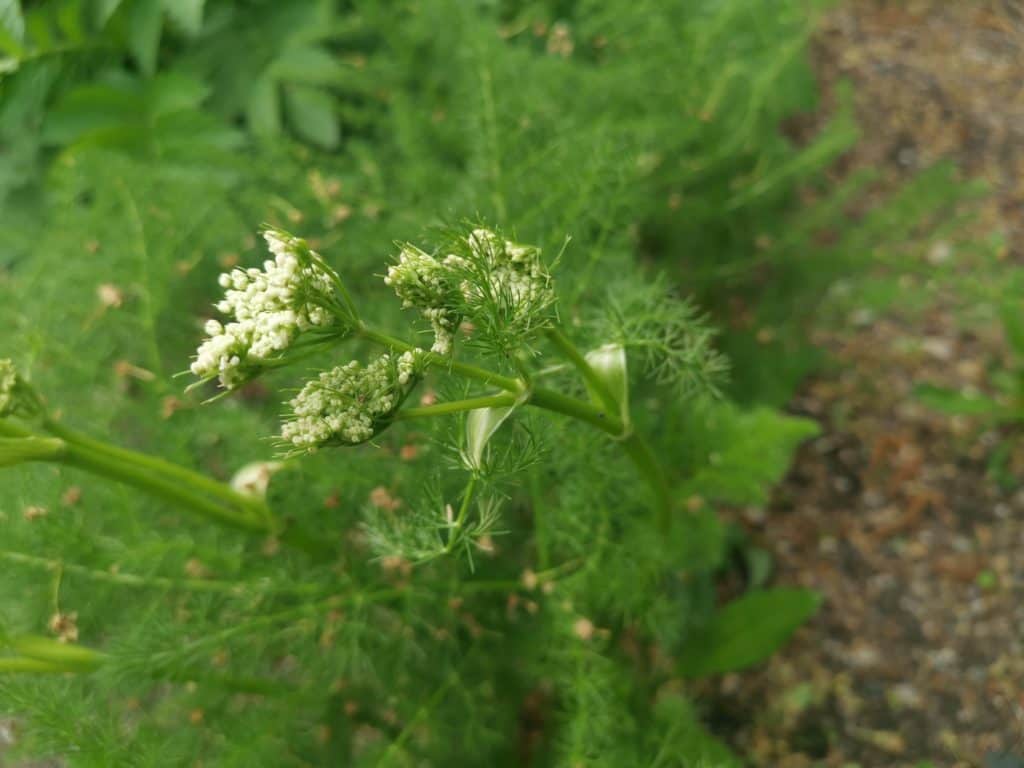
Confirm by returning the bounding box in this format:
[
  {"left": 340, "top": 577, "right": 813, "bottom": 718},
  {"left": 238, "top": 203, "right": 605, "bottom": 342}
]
[
  {"left": 191, "top": 229, "right": 341, "bottom": 390},
  {"left": 460, "top": 228, "right": 553, "bottom": 319},
  {"left": 384, "top": 228, "right": 551, "bottom": 354},
  {"left": 384, "top": 245, "right": 462, "bottom": 355},
  {"left": 281, "top": 349, "right": 426, "bottom": 451}
]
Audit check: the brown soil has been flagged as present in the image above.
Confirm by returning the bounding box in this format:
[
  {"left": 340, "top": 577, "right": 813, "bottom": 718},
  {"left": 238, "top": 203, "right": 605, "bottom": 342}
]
[{"left": 721, "top": 3, "right": 1024, "bottom": 767}]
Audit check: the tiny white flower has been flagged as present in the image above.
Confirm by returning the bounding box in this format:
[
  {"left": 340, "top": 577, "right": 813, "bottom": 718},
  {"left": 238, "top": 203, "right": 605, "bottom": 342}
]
[
  {"left": 191, "top": 228, "right": 344, "bottom": 390},
  {"left": 281, "top": 349, "right": 426, "bottom": 452},
  {"left": 385, "top": 245, "right": 461, "bottom": 354}
]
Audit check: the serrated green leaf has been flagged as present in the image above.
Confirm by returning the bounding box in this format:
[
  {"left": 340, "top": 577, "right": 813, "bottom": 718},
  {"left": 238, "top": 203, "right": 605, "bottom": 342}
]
[
  {"left": 283, "top": 83, "right": 338, "bottom": 149},
  {"left": 680, "top": 403, "right": 820, "bottom": 505},
  {"left": 915, "top": 384, "right": 1004, "bottom": 417},
  {"left": 246, "top": 75, "right": 281, "bottom": 138},
  {"left": 146, "top": 72, "right": 208, "bottom": 116},
  {"left": 41, "top": 83, "right": 140, "bottom": 145},
  {"left": 268, "top": 45, "right": 346, "bottom": 86},
  {"left": 129, "top": 0, "right": 163, "bottom": 76},
  {"left": 161, "top": 0, "right": 203, "bottom": 37},
  {"left": 679, "top": 588, "right": 821, "bottom": 677}
]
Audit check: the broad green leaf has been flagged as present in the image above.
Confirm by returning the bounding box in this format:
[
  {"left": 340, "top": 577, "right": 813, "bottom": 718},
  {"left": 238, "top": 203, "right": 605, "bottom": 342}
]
[
  {"left": 129, "top": 0, "right": 163, "bottom": 76},
  {"left": 914, "top": 384, "right": 1004, "bottom": 417},
  {"left": 41, "top": 83, "right": 140, "bottom": 145},
  {"left": 161, "top": 0, "right": 203, "bottom": 37},
  {"left": 283, "top": 84, "right": 338, "bottom": 149},
  {"left": 679, "top": 588, "right": 821, "bottom": 677},
  {"left": 679, "top": 403, "right": 820, "bottom": 506},
  {"left": 246, "top": 75, "right": 281, "bottom": 138},
  {"left": 585, "top": 343, "right": 629, "bottom": 426},
  {"left": 268, "top": 45, "right": 346, "bottom": 86},
  {"left": 464, "top": 404, "right": 514, "bottom": 470},
  {"left": 147, "top": 72, "right": 209, "bottom": 116}
]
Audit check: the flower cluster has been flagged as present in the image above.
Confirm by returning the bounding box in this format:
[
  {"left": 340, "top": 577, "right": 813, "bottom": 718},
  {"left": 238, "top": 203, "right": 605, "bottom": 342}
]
[
  {"left": 384, "top": 228, "right": 552, "bottom": 354},
  {"left": 280, "top": 349, "right": 426, "bottom": 452},
  {"left": 191, "top": 229, "right": 344, "bottom": 390},
  {"left": 383, "top": 245, "right": 462, "bottom": 354},
  {"left": 460, "top": 228, "right": 553, "bottom": 321}
]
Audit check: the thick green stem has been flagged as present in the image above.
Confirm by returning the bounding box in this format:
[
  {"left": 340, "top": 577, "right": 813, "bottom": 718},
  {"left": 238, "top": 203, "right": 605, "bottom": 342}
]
[
  {"left": 394, "top": 394, "right": 517, "bottom": 421},
  {"left": 43, "top": 418, "right": 270, "bottom": 525},
  {"left": 10, "top": 635, "right": 106, "bottom": 673},
  {"left": 1, "top": 419, "right": 332, "bottom": 559},
  {"left": 620, "top": 431, "right": 672, "bottom": 532},
  {"left": 59, "top": 442, "right": 268, "bottom": 533}
]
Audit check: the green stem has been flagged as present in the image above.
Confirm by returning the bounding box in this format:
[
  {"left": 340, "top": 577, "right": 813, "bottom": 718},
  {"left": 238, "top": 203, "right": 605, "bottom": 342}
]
[
  {"left": 357, "top": 324, "right": 673, "bottom": 525},
  {"left": 357, "top": 325, "right": 521, "bottom": 391},
  {"left": 0, "top": 550, "right": 324, "bottom": 596},
  {"left": 10, "top": 635, "right": 106, "bottom": 673},
  {"left": 546, "top": 327, "right": 621, "bottom": 416},
  {"left": 59, "top": 442, "right": 268, "bottom": 533},
  {"left": 620, "top": 431, "right": 672, "bottom": 532},
  {"left": 394, "top": 394, "right": 516, "bottom": 420},
  {"left": 445, "top": 475, "right": 478, "bottom": 553},
  {"left": 2, "top": 419, "right": 331, "bottom": 559},
  {"left": 43, "top": 418, "right": 270, "bottom": 525},
  {"left": 0, "top": 658, "right": 70, "bottom": 674}
]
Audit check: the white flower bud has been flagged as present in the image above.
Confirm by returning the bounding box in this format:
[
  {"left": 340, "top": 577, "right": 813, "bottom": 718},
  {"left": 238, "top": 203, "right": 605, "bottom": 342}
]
[
  {"left": 385, "top": 245, "right": 462, "bottom": 355},
  {"left": 191, "top": 228, "right": 346, "bottom": 390}
]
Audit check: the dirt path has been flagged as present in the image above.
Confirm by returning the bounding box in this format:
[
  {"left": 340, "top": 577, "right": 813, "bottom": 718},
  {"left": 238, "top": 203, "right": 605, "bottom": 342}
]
[{"left": 719, "top": 4, "right": 1024, "bottom": 766}]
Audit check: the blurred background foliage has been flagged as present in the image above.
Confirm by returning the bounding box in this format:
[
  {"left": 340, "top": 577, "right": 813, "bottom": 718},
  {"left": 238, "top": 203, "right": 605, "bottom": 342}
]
[{"left": 0, "top": 0, "right": 975, "bottom": 765}]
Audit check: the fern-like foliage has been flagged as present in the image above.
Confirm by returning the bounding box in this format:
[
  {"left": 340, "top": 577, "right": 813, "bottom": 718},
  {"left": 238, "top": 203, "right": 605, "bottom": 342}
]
[{"left": 0, "top": 1, "right": 976, "bottom": 766}]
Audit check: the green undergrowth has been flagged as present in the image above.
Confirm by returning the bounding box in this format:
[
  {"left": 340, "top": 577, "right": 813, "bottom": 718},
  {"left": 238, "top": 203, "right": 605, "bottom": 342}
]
[{"left": 0, "top": 0, "right": 973, "bottom": 765}]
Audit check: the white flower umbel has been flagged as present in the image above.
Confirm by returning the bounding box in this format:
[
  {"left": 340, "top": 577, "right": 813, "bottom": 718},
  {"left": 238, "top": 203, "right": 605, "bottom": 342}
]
[
  {"left": 281, "top": 349, "right": 426, "bottom": 452},
  {"left": 191, "top": 228, "right": 348, "bottom": 390},
  {"left": 384, "top": 245, "right": 461, "bottom": 354}
]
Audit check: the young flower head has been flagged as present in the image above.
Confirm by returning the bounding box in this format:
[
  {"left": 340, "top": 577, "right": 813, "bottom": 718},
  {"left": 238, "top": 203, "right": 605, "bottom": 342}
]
[
  {"left": 460, "top": 228, "right": 553, "bottom": 319},
  {"left": 384, "top": 227, "right": 554, "bottom": 354},
  {"left": 191, "top": 228, "right": 354, "bottom": 391},
  {"left": 383, "top": 245, "right": 462, "bottom": 354},
  {"left": 280, "top": 349, "right": 426, "bottom": 453}
]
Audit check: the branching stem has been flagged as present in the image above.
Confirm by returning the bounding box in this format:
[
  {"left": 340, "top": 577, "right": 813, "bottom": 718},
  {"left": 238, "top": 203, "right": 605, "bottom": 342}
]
[{"left": 360, "top": 323, "right": 673, "bottom": 527}]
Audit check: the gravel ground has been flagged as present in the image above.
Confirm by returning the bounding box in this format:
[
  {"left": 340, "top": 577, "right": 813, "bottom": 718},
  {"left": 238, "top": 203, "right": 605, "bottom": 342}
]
[{"left": 716, "top": 3, "right": 1024, "bottom": 766}]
